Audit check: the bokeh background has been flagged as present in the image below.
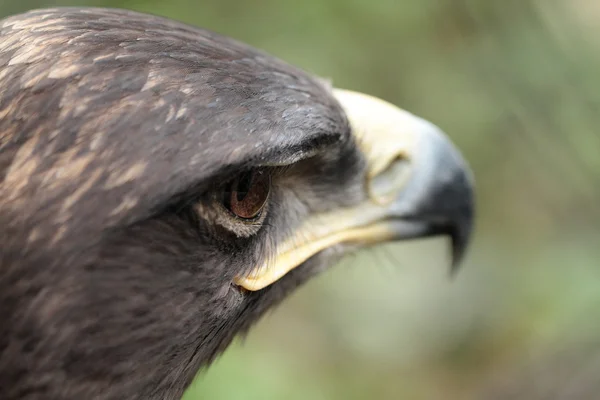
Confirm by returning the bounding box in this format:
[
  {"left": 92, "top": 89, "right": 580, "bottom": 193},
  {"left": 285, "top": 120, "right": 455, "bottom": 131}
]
[{"left": 1, "top": 0, "right": 599, "bottom": 399}]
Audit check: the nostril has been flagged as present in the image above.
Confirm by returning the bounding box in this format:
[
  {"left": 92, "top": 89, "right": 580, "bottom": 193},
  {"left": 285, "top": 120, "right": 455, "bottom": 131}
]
[{"left": 367, "top": 155, "right": 411, "bottom": 206}]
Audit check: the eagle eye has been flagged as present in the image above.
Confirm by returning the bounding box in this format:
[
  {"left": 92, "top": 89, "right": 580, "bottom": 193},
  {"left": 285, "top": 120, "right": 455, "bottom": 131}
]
[{"left": 222, "top": 170, "right": 270, "bottom": 220}]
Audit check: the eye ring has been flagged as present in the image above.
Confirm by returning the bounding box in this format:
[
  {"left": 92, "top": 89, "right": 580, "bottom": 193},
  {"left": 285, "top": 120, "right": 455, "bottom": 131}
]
[{"left": 222, "top": 169, "right": 271, "bottom": 220}]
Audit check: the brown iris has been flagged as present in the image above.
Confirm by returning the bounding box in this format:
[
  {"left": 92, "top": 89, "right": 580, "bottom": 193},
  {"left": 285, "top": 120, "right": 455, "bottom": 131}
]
[{"left": 222, "top": 170, "right": 270, "bottom": 220}]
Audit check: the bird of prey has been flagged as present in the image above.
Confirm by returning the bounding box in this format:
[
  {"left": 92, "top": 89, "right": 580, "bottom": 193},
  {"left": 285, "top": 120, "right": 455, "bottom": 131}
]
[{"left": 0, "top": 7, "right": 474, "bottom": 400}]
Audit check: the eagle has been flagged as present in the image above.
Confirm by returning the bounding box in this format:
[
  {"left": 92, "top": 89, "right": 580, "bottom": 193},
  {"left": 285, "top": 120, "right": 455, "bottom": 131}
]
[{"left": 0, "top": 7, "right": 474, "bottom": 400}]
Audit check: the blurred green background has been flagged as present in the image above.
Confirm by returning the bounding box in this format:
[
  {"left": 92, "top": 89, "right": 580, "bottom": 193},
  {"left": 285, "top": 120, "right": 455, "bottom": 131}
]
[{"left": 2, "top": 0, "right": 599, "bottom": 399}]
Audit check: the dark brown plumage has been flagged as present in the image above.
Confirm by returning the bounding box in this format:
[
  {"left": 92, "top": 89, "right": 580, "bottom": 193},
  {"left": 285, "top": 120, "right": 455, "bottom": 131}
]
[{"left": 0, "top": 7, "right": 474, "bottom": 400}]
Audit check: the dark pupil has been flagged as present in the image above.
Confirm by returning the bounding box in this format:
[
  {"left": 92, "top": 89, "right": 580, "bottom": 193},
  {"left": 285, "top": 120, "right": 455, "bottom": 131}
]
[{"left": 236, "top": 171, "right": 253, "bottom": 202}]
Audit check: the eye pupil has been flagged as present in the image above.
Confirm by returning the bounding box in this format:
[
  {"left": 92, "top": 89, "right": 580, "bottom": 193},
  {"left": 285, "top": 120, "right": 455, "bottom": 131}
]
[
  {"left": 223, "top": 170, "right": 270, "bottom": 220},
  {"left": 236, "top": 171, "right": 253, "bottom": 202}
]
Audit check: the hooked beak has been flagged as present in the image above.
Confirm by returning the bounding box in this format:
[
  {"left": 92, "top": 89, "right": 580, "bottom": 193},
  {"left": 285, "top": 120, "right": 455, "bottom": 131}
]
[{"left": 235, "top": 89, "right": 475, "bottom": 291}]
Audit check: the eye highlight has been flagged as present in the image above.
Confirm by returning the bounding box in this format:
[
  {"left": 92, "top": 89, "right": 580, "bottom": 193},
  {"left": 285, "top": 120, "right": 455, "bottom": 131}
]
[{"left": 222, "top": 170, "right": 271, "bottom": 220}]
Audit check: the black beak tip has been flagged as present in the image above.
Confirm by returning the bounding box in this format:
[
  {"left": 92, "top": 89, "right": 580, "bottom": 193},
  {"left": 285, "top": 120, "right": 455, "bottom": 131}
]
[
  {"left": 449, "top": 236, "right": 467, "bottom": 277},
  {"left": 448, "top": 207, "right": 474, "bottom": 277}
]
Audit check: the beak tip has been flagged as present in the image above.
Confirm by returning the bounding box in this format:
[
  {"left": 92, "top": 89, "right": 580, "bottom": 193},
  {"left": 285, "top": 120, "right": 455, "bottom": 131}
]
[
  {"left": 448, "top": 210, "right": 474, "bottom": 277},
  {"left": 449, "top": 250, "right": 465, "bottom": 278}
]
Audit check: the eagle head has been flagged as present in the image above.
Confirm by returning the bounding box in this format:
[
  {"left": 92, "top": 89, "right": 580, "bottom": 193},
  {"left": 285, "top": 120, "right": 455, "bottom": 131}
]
[{"left": 0, "top": 7, "right": 474, "bottom": 400}]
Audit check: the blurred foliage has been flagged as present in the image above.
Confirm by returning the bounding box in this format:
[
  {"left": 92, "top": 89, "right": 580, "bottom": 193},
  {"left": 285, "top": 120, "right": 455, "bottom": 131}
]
[{"left": 1, "top": 0, "right": 599, "bottom": 399}]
